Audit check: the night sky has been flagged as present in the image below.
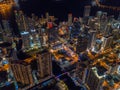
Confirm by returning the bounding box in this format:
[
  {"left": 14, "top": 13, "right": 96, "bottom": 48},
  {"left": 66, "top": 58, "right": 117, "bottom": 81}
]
[
  {"left": 19, "top": 0, "right": 90, "bottom": 21},
  {"left": 19, "top": 0, "right": 120, "bottom": 21}
]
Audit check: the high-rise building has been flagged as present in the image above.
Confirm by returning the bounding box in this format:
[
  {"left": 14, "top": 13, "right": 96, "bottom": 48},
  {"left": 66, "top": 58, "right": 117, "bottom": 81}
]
[
  {"left": 117, "top": 13, "right": 120, "bottom": 21},
  {"left": 15, "top": 10, "right": 28, "bottom": 32},
  {"left": 101, "top": 36, "right": 113, "bottom": 50},
  {"left": 96, "top": 11, "right": 102, "bottom": 19},
  {"left": 68, "top": 13, "right": 72, "bottom": 26},
  {"left": 104, "top": 23, "right": 112, "bottom": 36},
  {"left": 2, "top": 20, "right": 11, "bottom": 33},
  {"left": 87, "top": 30, "right": 96, "bottom": 50},
  {"left": 112, "top": 29, "right": 119, "bottom": 39},
  {"left": 0, "top": 23, "right": 3, "bottom": 32},
  {"left": 37, "top": 50, "right": 52, "bottom": 78},
  {"left": 84, "top": 6, "right": 91, "bottom": 17},
  {"left": 46, "top": 12, "right": 49, "bottom": 22},
  {"left": 10, "top": 60, "right": 34, "bottom": 85},
  {"left": 101, "top": 12, "right": 107, "bottom": 21},
  {"left": 95, "top": 39, "right": 102, "bottom": 51},
  {"left": 30, "top": 30, "right": 41, "bottom": 48},
  {"left": 42, "top": 33, "right": 48, "bottom": 47},
  {"left": 88, "top": 18, "right": 96, "bottom": 29},
  {"left": 0, "top": 32, "right": 4, "bottom": 43},
  {"left": 76, "top": 34, "right": 88, "bottom": 54},
  {"left": 86, "top": 67, "right": 104, "bottom": 90},
  {"left": 47, "top": 22, "right": 53, "bottom": 29},
  {"left": 94, "top": 22, "right": 100, "bottom": 31},
  {"left": 75, "top": 61, "right": 88, "bottom": 83},
  {"left": 21, "top": 31, "right": 30, "bottom": 49}
]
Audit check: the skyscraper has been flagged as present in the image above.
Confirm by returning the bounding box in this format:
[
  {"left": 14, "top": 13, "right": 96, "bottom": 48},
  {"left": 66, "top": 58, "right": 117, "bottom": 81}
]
[
  {"left": 86, "top": 67, "right": 104, "bottom": 90},
  {"left": 84, "top": 6, "right": 91, "bottom": 17},
  {"left": 87, "top": 30, "right": 96, "bottom": 50},
  {"left": 2, "top": 20, "right": 11, "bottom": 33},
  {"left": 101, "top": 36, "right": 113, "bottom": 50},
  {"left": 112, "top": 29, "right": 119, "bottom": 39},
  {"left": 10, "top": 60, "right": 34, "bottom": 85},
  {"left": 30, "top": 30, "right": 41, "bottom": 48},
  {"left": 68, "top": 13, "right": 72, "bottom": 26},
  {"left": 88, "top": 18, "right": 96, "bottom": 29},
  {"left": 15, "top": 10, "right": 28, "bottom": 32},
  {"left": 37, "top": 50, "right": 52, "bottom": 78},
  {"left": 42, "top": 33, "right": 48, "bottom": 47},
  {"left": 104, "top": 23, "right": 112, "bottom": 36},
  {"left": 76, "top": 34, "right": 88, "bottom": 54},
  {"left": 21, "top": 31, "right": 30, "bottom": 49},
  {"left": 46, "top": 12, "right": 49, "bottom": 22},
  {"left": 96, "top": 11, "right": 102, "bottom": 19}
]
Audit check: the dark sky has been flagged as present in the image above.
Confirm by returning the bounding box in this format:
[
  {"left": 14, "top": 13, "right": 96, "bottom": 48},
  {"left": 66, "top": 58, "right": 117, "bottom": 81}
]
[
  {"left": 19, "top": 0, "right": 119, "bottom": 21},
  {"left": 19, "top": 0, "right": 90, "bottom": 20}
]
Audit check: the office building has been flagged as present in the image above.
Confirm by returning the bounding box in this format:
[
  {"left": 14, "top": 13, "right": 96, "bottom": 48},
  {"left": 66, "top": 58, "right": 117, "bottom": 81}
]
[
  {"left": 87, "top": 30, "right": 96, "bottom": 50},
  {"left": 2, "top": 20, "right": 11, "bottom": 33},
  {"left": 30, "top": 30, "right": 41, "bottom": 48},
  {"left": 101, "top": 36, "right": 113, "bottom": 50},
  {"left": 117, "top": 13, "right": 120, "bottom": 21},
  {"left": 68, "top": 13, "right": 72, "bottom": 26},
  {"left": 10, "top": 60, "right": 34, "bottom": 85},
  {"left": 101, "top": 12, "right": 107, "bottom": 21},
  {"left": 42, "top": 33, "right": 48, "bottom": 46},
  {"left": 0, "top": 32, "right": 4, "bottom": 43},
  {"left": 86, "top": 67, "right": 105, "bottom": 90},
  {"left": 37, "top": 50, "right": 52, "bottom": 78},
  {"left": 94, "top": 22, "right": 100, "bottom": 31},
  {"left": 112, "top": 29, "right": 119, "bottom": 39},
  {"left": 76, "top": 62, "right": 88, "bottom": 83},
  {"left": 95, "top": 39, "right": 102, "bottom": 51},
  {"left": 96, "top": 11, "right": 102, "bottom": 19},
  {"left": 47, "top": 21, "right": 53, "bottom": 29},
  {"left": 104, "top": 23, "right": 112, "bottom": 36},
  {"left": 46, "top": 12, "right": 49, "bottom": 22},
  {"left": 88, "top": 18, "right": 96, "bottom": 29},
  {"left": 84, "top": 6, "right": 91, "bottom": 17},
  {"left": 0, "top": 23, "right": 3, "bottom": 32},
  {"left": 21, "top": 31, "right": 30, "bottom": 49},
  {"left": 15, "top": 10, "right": 28, "bottom": 32},
  {"left": 76, "top": 34, "right": 88, "bottom": 54}
]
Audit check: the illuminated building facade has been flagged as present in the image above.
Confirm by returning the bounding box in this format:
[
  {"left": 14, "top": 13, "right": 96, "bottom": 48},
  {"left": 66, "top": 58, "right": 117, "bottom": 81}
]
[
  {"left": 45, "top": 12, "right": 49, "bottom": 22},
  {"left": 104, "top": 23, "right": 112, "bottom": 36},
  {"left": 21, "top": 31, "right": 30, "bottom": 49},
  {"left": 87, "top": 30, "right": 96, "bottom": 50},
  {"left": 68, "top": 13, "right": 72, "bottom": 26},
  {"left": 112, "top": 29, "right": 119, "bottom": 39},
  {"left": 84, "top": 6, "right": 91, "bottom": 17},
  {"left": 96, "top": 11, "right": 102, "bottom": 19},
  {"left": 30, "top": 30, "right": 41, "bottom": 48},
  {"left": 75, "top": 61, "right": 88, "bottom": 84},
  {"left": 2, "top": 20, "right": 10, "bottom": 32},
  {"left": 95, "top": 39, "right": 102, "bottom": 51},
  {"left": 37, "top": 50, "right": 52, "bottom": 78},
  {"left": 10, "top": 61, "right": 34, "bottom": 85},
  {"left": 14, "top": 10, "right": 28, "bottom": 32},
  {"left": 42, "top": 33, "right": 48, "bottom": 47},
  {"left": 101, "top": 36, "right": 113, "bottom": 50},
  {"left": 86, "top": 67, "right": 104, "bottom": 90},
  {"left": 88, "top": 18, "right": 96, "bottom": 29},
  {"left": 76, "top": 34, "right": 88, "bottom": 54}
]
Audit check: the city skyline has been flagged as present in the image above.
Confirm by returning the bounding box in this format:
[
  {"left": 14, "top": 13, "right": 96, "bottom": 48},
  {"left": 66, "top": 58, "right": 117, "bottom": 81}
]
[{"left": 0, "top": 0, "right": 120, "bottom": 90}]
